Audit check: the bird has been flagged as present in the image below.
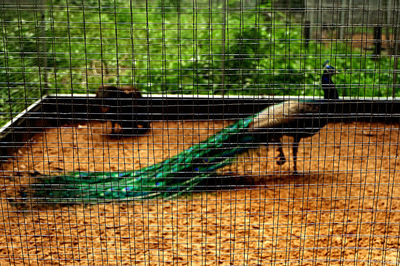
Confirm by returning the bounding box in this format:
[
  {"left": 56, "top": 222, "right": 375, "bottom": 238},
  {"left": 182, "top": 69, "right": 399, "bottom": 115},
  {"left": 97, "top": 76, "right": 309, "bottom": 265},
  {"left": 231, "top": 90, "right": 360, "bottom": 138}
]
[
  {"left": 96, "top": 85, "right": 150, "bottom": 137},
  {"left": 29, "top": 62, "right": 338, "bottom": 204},
  {"left": 248, "top": 60, "right": 339, "bottom": 174}
]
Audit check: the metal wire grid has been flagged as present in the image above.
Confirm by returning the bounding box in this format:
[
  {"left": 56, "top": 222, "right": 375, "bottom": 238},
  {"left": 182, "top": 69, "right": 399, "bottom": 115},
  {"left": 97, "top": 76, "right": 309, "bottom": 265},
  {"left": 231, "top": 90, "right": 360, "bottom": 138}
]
[{"left": 0, "top": 0, "right": 399, "bottom": 264}]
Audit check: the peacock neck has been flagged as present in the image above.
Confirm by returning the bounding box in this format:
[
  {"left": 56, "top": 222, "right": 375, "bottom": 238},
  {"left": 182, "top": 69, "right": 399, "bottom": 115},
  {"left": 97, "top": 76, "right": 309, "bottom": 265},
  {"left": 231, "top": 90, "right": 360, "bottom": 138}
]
[{"left": 322, "top": 74, "right": 339, "bottom": 100}]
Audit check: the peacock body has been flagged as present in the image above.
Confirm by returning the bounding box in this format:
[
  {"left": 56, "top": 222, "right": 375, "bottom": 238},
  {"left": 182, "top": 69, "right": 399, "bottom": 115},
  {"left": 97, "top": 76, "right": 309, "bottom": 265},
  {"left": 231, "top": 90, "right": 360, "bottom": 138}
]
[{"left": 249, "top": 61, "right": 339, "bottom": 173}]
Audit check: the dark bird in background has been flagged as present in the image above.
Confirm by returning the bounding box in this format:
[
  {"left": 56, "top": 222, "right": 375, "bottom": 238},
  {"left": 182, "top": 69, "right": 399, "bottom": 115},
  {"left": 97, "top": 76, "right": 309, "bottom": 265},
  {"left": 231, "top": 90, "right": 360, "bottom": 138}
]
[
  {"left": 31, "top": 62, "right": 338, "bottom": 204},
  {"left": 96, "top": 85, "right": 150, "bottom": 136},
  {"left": 249, "top": 60, "right": 339, "bottom": 174}
]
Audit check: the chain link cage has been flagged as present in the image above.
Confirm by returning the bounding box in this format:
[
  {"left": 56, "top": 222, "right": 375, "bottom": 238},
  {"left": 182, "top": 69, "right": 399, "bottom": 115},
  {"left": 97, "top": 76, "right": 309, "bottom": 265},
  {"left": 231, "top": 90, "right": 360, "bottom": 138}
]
[{"left": 0, "top": 0, "right": 400, "bottom": 264}]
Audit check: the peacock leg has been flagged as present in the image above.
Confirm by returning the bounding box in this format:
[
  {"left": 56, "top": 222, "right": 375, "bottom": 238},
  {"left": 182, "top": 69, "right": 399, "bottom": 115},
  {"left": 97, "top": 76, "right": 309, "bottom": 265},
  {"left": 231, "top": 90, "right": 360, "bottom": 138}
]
[
  {"left": 292, "top": 136, "right": 301, "bottom": 175},
  {"left": 275, "top": 138, "right": 286, "bottom": 166},
  {"left": 111, "top": 121, "right": 116, "bottom": 134}
]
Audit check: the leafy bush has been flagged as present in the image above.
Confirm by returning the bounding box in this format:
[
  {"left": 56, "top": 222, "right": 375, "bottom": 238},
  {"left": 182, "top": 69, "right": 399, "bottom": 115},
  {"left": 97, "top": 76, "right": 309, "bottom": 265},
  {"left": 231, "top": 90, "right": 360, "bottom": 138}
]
[{"left": 0, "top": 0, "right": 397, "bottom": 125}]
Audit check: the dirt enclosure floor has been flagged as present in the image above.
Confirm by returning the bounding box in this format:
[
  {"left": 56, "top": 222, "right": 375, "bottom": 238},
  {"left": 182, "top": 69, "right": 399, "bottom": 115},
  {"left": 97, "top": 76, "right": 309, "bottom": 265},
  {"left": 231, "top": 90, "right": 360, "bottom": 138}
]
[{"left": 1, "top": 120, "right": 400, "bottom": 264}]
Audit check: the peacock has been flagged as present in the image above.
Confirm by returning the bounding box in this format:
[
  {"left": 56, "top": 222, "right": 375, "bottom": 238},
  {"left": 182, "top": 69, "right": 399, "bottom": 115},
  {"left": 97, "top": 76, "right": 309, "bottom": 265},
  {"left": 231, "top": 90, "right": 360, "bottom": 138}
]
[
  {"left": 249, "top": 60, "right": 339, "bottom": 174},
  {"left": 30, "top": 62, "right": 338, "bottom": 204}
]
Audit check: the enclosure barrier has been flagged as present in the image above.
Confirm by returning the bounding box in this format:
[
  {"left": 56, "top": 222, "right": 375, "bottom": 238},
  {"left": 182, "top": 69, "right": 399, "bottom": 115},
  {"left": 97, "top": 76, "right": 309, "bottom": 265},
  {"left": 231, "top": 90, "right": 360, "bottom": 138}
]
[{"left": 1, "top": 0, "right": 400, "bottom": 264}]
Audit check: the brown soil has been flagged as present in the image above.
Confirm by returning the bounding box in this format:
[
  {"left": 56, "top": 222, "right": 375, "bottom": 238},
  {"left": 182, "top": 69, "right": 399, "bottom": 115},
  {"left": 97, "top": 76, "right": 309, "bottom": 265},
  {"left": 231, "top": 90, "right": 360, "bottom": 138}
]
[
  {"left": 350, "top": 33, "right": 395, "bottom": 50},
  {"left": 1, "top": 120, "right": 400, "bottom": 265},
  {"left": 321, "top": 32, "right": 395, "bottom": 52}
]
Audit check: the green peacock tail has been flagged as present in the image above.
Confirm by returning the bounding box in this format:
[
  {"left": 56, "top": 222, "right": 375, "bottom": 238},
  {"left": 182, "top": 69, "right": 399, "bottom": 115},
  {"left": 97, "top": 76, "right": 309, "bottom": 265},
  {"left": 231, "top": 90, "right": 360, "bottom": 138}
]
[{"left": 32, "top": 114, "right": 260, "bottom": 204}]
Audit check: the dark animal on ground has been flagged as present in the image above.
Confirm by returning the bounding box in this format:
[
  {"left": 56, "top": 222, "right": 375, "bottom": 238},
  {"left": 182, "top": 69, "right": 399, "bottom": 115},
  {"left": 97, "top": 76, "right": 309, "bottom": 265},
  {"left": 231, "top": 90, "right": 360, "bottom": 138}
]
[{"left": 96, "top": 85, "right": 150, "bottom": 136}]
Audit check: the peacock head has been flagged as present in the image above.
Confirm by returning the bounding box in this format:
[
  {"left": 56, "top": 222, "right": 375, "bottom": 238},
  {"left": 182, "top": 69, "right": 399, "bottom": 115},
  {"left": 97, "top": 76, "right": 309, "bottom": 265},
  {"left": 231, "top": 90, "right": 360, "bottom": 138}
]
[
  {"left": 321, "top": 60, "right": 339, "bottom": 99},
  {"left": 322, "top": 60, "right": 338, "bottom": 76}
]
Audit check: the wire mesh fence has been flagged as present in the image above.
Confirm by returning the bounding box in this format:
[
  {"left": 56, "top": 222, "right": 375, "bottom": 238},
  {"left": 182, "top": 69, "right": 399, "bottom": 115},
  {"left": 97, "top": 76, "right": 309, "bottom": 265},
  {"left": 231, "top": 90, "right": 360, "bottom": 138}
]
[{"left": 0, "top": 0, "right": 400, "bottom": 264}]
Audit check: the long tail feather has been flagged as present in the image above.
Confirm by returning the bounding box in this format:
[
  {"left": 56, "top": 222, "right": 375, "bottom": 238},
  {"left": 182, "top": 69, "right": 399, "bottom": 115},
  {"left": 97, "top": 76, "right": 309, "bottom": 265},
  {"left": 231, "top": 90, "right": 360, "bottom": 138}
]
[{"left": 32, "top": 115, "right": 260, "bottom": 204}]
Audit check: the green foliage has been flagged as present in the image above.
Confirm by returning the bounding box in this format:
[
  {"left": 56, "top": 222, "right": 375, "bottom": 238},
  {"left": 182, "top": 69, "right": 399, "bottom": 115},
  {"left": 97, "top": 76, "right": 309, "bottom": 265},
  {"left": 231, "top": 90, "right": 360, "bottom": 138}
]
[
  {"left": 0, "top": 10, "right": 44, "bottom": 123},
  {"left": 0, "top": 0, "right": 398, "bottom": 126}
]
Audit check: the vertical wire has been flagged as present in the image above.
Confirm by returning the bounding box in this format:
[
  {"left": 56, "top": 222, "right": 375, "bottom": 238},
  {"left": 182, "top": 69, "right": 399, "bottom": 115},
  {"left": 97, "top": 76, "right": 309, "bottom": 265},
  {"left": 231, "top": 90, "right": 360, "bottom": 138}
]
[
  {"left": 63, "top": 0, "right": 78, "bottom": 261},
  {"left": 337, "top": 1, "right": 358, "bottom": 259},
  {"left": 299, "top": 4, "right": 312, "bottom": 261},
  {"left": 304, "top": 3, "right": 315, "bottom": 264},
  {"left": 392, "top": 107, "right": 400, "bottom": 265},
  {"left": 158, "top": 1, "right": 166, "bottom": 265},
  {"left": 220, "top": 0, "right": 226, "bottom": 96},
  {"left": 127, "top": 1, "right": 137, "bottom": 263},
  {"left": 47, "top": 2, "right": 68, "bottom": 260},
  {"left": 377, "top": 122, "right": 394, "bottom": 265},
  {"left": 33, "top": 1, "right": 52, "bottom": 262},
  {"left": 144, "top": 1, "right": 152, "bottom": 264},
  {"left": 1, "top": 3, "right": 22, "bottom": 263},
  {"left": 79, "top": 3, "right": 95, "bottom": 263},
  {"left": 33, "top": 1, "right": 45, "bottom": 101},
  {"left": 174, "top": 1, "right": 182, "bottom": 262},
  {"left": 353, "top": 1, "right": 371, "bottom": 263},
  {"left": 310, "top": 1, "right": 322, "bottom": 262},
  {"left": 13, "top": 3, "right": 38, "bottom": 263},
  {"left": 383, "top": 1, "right": 400, "bottom": 257},
  {"left": 285, "top": 5, "right": 294, "bottom": 262},
  {"left": 95, "top": 1, "right": 108, "bottom": 263},
  {"left": 190, "top": 0, "right": 198, "bottom": 263},
  {"left": 255, "top": 3, "right": 268, "bottom": 263},
  {"left": 111, "top": 1, "right": 122, "bottom": 263},
  {"left": 392, "top": 0, "right": 399, "bottom": 98},
  {"left": 325, "top": 2, "right": 342, "bottom": 263},
  {"left": 341, "top": 1, "right": 368, "bottom": 260},
  {"left": 367, "top": 1, "right": 386, "bottom": 261},
  {"left": 270, "top": 3, "right": 281, "bottom": 261}
]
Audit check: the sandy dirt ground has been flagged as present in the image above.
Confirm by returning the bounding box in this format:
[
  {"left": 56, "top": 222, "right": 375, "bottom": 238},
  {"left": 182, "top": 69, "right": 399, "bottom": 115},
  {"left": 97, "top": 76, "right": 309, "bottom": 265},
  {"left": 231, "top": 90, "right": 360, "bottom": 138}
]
[{"left": 1, "top": 120, "right": 400, "bottom": 265}]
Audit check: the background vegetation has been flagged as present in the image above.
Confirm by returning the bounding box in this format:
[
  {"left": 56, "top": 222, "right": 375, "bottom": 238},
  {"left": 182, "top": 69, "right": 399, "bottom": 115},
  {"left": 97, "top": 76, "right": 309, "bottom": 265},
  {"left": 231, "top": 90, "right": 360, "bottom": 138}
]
[{"left": 0, "top": 0, "right": 397, "bottom": 125}]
